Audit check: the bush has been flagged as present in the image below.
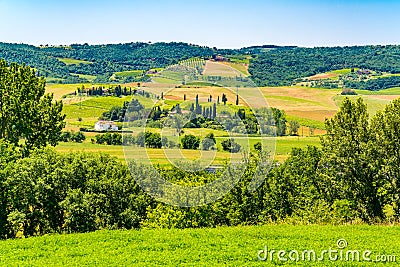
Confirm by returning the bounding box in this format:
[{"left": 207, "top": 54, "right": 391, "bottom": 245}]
[
  {"left": 59, "top": 131, "right": 71, "bottom": 142},
  {"left": 181, "top": 134, "right": 200, "bottom": 150},
  {"left": 221, "top": 139, "right": 241, "bottom": 153},
  {"left": 71, "top": 131, "right": 86, "bottom": 143},
  {"left": 201, "top": 133, "right": 216, "bottom": 150},
  {"left": 95, "top": 132, "right": 122, "bottom": 145},
  {"left": 341, "top": 88, "right": 357, "bottom": 95}
]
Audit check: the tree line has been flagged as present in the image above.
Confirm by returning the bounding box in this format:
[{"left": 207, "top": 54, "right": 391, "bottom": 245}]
[{"left": 0, "top": 42, "right": 225, "bottom": 83}]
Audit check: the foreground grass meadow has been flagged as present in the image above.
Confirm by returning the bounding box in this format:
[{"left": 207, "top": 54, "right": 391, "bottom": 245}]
[{"left": 1, "top": 225, "right": 398, "bottom": 266}]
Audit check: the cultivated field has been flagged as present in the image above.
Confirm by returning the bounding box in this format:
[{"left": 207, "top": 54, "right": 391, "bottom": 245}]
[
  {"left": 203, "top": 60, "right": 245, "bottom": 77},
  {"left": 46, "top": 77, "right": 400, "bottom": 164}
]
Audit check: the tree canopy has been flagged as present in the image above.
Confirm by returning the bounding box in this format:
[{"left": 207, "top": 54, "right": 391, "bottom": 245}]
[{"left": 0, "top": 59, "right": 65, "bottom": 153}]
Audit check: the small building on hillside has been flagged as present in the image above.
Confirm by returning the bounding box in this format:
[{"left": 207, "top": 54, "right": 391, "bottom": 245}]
[
  {"left": 357, "top": 69, "right": 371, "bottom": 75},
  {"left": 94, "top": 121, "right": 118, "bottom": 131}
]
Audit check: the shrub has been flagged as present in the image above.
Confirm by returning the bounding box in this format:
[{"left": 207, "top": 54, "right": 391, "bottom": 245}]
[{"left": 181, "top": 134, "right": 200, "bottom": 150}]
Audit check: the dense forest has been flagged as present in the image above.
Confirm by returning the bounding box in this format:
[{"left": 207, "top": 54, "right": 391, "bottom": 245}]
[
  {"left": 0, "top": 42, "right": 221, "bottom": 83},
  {"left": 249, "top": 45, "right": 400, "bottom": 88},
  {"left": 2, "top": 42, "right": 400, "bottom": 89}
]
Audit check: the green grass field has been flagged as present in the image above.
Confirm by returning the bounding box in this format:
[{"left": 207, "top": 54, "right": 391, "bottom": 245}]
[
  {"left": 1, "top": 225, "right": 398, "bottom": 266},
  {"left": 58, "top": 58, "right": 93, "bottom": 65},
  {"left": 56, "top": 135, "right": 320, "bottom": 164},
  {"left": 71, "top": 73, "right": 97, "bottom": 82},
  {"left": 333, "top": 95, "right": 393, "bottom": 117},
  {"left": 356, "top": 87, "right": 400, "bottom": 95},
  {"left": 114, "top": 70, "right": 144, "bottom": 77},
  {"left": 329, "top": 68, "right": 358, "bottom": 75},
  {"left": 61, "top": 95, "right": 155, "bottom": 129}
]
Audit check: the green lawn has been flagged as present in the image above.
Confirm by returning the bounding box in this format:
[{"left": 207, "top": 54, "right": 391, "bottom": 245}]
[{"left": 1, "top": 225, "right": 398, "bottom": 266}]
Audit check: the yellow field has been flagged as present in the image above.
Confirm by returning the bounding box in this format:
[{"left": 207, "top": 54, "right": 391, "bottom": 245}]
[
  {"left": 220, "top": 62, "right": 250, "bottom": 76},
  {"left": 45, "top": 84, "right": 80, "bottom": 100},
  {"left": 202, "top": 61, "right": 244, "bottom": 77}
]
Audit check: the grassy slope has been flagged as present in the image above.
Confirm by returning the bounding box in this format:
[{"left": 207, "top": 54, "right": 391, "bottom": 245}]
[
  {"left": 61, "top": 95, "right": 154, "bottom": 129},
  {"left": 114, "top": 70, "right": 144, "bottom": 77},
  {"left": 1, "top": 225, "right": 398, "bottom": 266},
  {"left": 58, "top": 58, "right": 92, "bottom": 65}
]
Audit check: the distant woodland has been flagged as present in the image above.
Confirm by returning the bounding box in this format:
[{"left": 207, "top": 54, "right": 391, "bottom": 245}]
[{"left": 2, "top": 42, "right": 400, "bottom": 90}]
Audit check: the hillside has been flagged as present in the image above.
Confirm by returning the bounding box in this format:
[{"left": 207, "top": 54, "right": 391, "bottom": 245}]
[
  {"left": 1, "top": 225, "right": 398, "bottom": 266},
  {"left": 0, "top": 42, "right": 223, "bottom": 83},
  {"left": 3, "top": 42, "right": 400, "bottom": 90},
  {"left": 249, "top": 46, "right": 400, "bottom": 88}
]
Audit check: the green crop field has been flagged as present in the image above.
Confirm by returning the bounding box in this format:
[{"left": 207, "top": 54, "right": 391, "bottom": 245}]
[
  {"left": 1, "top": 225, "right": 398, "bottom": 266},
  {"left": 58, "top": 58, "right": 93, "bottom": 65}
]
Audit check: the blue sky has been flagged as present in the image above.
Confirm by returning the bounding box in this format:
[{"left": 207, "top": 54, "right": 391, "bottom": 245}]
[{"left": 0, "top": 0, "right": 399, "bottom": 48}]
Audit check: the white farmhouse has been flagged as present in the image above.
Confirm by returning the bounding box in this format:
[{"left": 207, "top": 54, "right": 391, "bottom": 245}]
[{"left": 94, "top": 121, "right": 118, "bottom": 131}]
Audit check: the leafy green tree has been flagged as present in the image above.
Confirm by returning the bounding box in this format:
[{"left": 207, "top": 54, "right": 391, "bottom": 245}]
[
  {"left": 0, "top": 60, "right": 65, "bottom": 154},
  {"left": 271, "top": 108, "right": 287, "bottom": 136},
  {"left": 221, "top": 94, "right": 228, "bottom": 105},
  {"left": 371, "top": 98, "right": 400, "bottom": 218},
  {"left": 221, "top": 139, "right": 241, "bottom": 153},
  {"left": 173, "top": 114, "right": 184, "bottom": 136},
  {"left": 201, "top": 133, "right": 216, "bottom": 150},
  {"left": 136, "top": 132, "right": 146, "bottom": 147},
  {"left": 181, "top": 134, "right": 200, "bottom": 150},
  {"left": 71, "top": 131, "right": 86, "bottom": 143},
  {"left": 122, "top": 134, "right": 136, "bottom": 146},
  {"left": 254, "top": 142, "right": 262, "bottom": 152},
  {"left": 60, "top": 131, "right": 72, "bottom": 142},
  {"left": 145, "top": 132, "right": 162, "bottom": 148},
  {"left": 111, "top": 133, "right": 122, "bottom": 145},
  {"left": 288, "top": 120, "right": 300, "bottom": 136},
  {"left": 320, "top": 97, "right": 383, "bottom": 221},
  {"left": 61, "top": 189, "right": 97, "bottom": 233}
]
